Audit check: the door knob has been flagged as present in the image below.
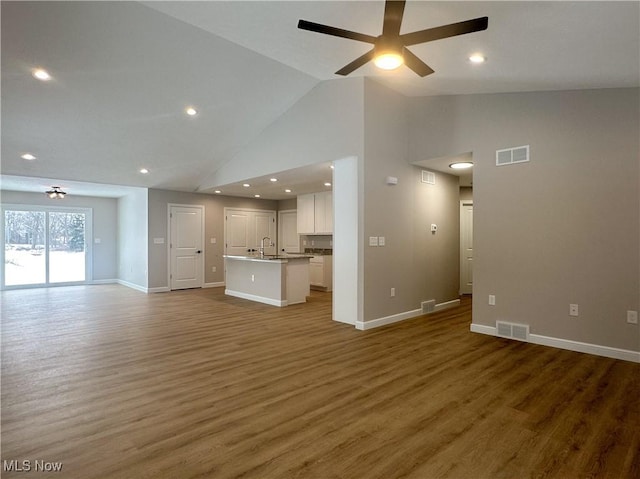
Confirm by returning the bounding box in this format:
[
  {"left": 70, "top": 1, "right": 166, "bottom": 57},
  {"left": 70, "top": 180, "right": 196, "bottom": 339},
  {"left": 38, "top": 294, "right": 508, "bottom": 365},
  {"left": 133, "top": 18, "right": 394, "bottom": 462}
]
[{"left": 196, "top": 250, "right": 202, "bottom": 254}]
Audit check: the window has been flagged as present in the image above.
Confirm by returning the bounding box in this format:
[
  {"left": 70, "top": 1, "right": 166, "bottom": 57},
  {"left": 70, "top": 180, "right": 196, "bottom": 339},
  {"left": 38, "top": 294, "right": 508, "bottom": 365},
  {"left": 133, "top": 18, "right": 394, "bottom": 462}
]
[{"left": 2, "top": 205, "right": 92, "bottom": 288}]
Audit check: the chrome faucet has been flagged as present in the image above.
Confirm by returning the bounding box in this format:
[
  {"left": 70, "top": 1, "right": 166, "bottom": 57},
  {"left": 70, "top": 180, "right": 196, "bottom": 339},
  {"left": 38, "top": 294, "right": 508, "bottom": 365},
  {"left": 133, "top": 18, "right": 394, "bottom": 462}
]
[{"left": 260, "top": 237, "right": 272, "bottom": 257}]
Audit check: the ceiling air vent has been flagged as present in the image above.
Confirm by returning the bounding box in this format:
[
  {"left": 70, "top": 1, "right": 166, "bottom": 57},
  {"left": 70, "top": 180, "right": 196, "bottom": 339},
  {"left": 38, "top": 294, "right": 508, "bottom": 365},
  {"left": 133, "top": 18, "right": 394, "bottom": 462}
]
[
  {"left": 422, "top": 170, "right": 436, "bottom": 185},
  {"left": 496, "top": 145, "right": 529, "bottom": 166}
]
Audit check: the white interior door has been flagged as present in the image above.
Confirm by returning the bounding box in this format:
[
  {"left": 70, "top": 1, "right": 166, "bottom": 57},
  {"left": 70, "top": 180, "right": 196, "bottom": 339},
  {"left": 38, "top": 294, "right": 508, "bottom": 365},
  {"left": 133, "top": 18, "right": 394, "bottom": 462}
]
[
  {"left": 278, "top": 210, "right": 299, "bottom": 253},
  {"left": 460, "top": 201, "right": 473, "bottom": 295},
  {"left": 170, "top": 205, "right": 204, "bottom": 290},
  {"left": 224, "top": 208, "right": 276, "bottom": 256}
]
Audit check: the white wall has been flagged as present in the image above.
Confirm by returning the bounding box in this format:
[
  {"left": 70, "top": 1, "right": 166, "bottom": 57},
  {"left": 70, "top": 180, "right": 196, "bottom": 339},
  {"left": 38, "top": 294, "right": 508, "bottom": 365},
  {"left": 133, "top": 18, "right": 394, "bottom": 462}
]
[
  {"left": 409, "top": 88, "right": 639, "bottom": 353},
  {"left": 203, "top": 78, "right": 365, "bottom": 188},
  {"left": 1, "top": 190, "right": 118, "bottom": 281},
  {"left": 117, "top": 189, "right": 148, "bottom": 289}
]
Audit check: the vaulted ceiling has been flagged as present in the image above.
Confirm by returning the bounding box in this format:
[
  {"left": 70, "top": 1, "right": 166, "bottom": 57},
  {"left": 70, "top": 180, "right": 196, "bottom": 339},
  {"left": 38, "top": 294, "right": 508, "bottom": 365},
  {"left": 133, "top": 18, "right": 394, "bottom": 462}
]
[{"left": 2, "top": 1, "right": 638, "bottom": 198}]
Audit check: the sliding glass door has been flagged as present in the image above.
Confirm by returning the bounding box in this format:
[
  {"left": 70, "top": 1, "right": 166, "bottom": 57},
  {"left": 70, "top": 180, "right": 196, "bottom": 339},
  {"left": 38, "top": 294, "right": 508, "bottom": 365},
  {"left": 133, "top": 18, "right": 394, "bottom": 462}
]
[{"left": 2, "top": 206, "right": 91, "bottom": 288}]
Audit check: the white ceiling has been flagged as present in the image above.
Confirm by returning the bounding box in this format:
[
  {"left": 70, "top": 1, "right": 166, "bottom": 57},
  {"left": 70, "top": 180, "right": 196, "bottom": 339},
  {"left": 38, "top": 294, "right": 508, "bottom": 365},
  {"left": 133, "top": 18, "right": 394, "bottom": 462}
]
[{"left": 2, "top": 1, "right": 638, "bottom": 199}]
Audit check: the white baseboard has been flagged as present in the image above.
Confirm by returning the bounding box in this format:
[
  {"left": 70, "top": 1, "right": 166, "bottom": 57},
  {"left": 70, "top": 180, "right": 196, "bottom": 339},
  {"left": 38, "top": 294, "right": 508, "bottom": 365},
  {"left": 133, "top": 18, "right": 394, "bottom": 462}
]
[
  {"left": 356, "top": 298, "right": 462, "bottom": 331},
  {"left": 225, "top": 289, "right": 286, "bottom": 307},
  {"left": 117, "top": 279, "right": 148, "bottom": 293},
  {"left": 470, "top": 323, "right": 640, "bottom": 363},
  {"left": 147, "top": 286, "right": 170, "bottom": 293},
  {"left": 90, "top": 279, "right": 117, "bottom": 285},
  {"left": 204, "top": 282, "right": 225, "bottom": 288}
]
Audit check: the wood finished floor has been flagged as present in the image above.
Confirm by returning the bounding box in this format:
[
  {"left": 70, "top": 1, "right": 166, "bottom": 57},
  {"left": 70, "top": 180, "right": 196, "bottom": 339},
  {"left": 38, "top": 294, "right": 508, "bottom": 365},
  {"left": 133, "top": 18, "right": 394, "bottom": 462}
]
[{"left": 1, "top": 285, "right": 638, "bottom": 479}]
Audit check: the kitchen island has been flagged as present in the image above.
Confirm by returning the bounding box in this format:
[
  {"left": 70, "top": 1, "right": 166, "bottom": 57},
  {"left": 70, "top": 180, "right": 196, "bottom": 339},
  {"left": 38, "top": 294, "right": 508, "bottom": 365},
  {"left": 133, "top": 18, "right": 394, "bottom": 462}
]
[{"left": 224, "top": 254, "right": 313, "bottom": 307}]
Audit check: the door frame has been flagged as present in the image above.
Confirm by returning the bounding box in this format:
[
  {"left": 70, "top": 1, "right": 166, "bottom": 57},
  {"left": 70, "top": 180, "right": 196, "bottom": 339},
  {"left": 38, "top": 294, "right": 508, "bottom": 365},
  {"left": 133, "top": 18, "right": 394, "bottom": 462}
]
[
  {"left": 1, "top": 203, "right": 93, "bottom": 290},
  {"left": 459, "top": 200, "right": 473, "bottom": 295},
  {"left": 167, "top": 203, "right": 205, "bottom": 290}
]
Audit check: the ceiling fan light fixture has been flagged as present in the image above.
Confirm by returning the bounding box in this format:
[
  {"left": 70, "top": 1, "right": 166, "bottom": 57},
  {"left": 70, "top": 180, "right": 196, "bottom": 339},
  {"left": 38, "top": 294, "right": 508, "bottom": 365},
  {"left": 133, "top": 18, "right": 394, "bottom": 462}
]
[
  {"left": 374, "top": 51, "right": 404, "bottom": 70},
  {"left": 45, "top": 186, "right": 66, "bottom": 199}
]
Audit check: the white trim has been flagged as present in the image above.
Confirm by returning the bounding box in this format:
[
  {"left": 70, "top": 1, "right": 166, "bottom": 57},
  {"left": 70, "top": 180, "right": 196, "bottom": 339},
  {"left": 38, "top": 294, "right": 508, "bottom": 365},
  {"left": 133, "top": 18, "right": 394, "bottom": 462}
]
[
  {"left": 469, "top": 324, "right": 640, "bottom": 363},
  {"left": 356, "top": 298, "right": 462, "bottom": 330},
  {"left": 356, "top": 308, "right": 422, "bottom": 330},
  {"left": 434, "top": 298, "right": 460, "bottom": 312},
  {"left": 90, "top": 279, "right": 117, "bottom": 285},
  {"left": 204, "top": 282, "right": 225, "bottom": 288},
  {"left": 147, "top": 286, "right": 170, "bottom": 294},
  {"left": 225, "top": 289, "right": 286, "bottom": 307},
  {"left": 117, "top": 279, "right": 148, "bottom": 293}
]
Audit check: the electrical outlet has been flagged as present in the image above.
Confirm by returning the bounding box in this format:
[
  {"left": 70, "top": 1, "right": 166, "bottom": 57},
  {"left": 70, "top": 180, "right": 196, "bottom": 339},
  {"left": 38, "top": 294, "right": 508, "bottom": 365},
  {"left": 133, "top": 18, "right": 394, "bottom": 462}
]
[
  {"left": 212, "top": 266, "right": 216, "bottom": 273},
  {"left": 488, "top": 294, "right": 496, "bottom": 306},
  {"left": 627, "top": 310, "right": 638, "bottom": 324},
  {"left": 251, "top": 274, "right": 255, "bottom": 282},
  {"left": 569, "top": 304, "right": 579, "bottom": 317},
  {"left": 390, "top": 287, "right": 395, "bottom": 297}
]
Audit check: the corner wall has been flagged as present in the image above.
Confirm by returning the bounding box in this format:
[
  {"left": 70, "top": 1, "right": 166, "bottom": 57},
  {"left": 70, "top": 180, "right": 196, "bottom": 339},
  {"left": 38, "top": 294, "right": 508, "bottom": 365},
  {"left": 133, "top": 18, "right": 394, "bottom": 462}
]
[
  {"left": 361, "top": 79, "right": 460, "bottom": 324},
  {"left": 117, "top": 189, "right": 148, "bottom": 289},
  {"left": 409, "top": 88, "right": 640, "bottom": 354}
]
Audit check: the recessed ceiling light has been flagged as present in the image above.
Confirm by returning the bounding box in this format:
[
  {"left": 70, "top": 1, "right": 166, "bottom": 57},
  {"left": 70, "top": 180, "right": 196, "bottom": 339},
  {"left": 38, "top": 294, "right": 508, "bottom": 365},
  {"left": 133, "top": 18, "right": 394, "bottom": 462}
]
[
  {"left": 270, "top": 178, "right": 278, "bottom": 182},
  {"left": 469, "top": 54, "right": 486, "bottom": 64},
  {"left": 285, "top": 189, "right": 292, "bottom": 193},
  {"left": 243, "top": 183, "right": 250, "bottom": 188},
  {"left": 21, "top": 153, "right": 36, "bottom": 160},
  {"left": 186, "top": 107, "right": 197, "bottom": 116},
  {"left": 32, "top": 68, "right": 51, "bottom": 81},
  {"left": 214, "top": 190, "right": 221, "bottom": 194},
  {"left": 330, "top": 165, "right": 335, "bottom": 169},
  {"left": 254, "top": 194, "right": 261, "bottom": 198},
  {"left": 324, "top": 182, "right": 332, "bottom": 187},
  {"left": 450, "top": 162, "right": 473, "bottom": 170},
  {"left": 139, "top": 168, "right": 149, "bottom": 174}
]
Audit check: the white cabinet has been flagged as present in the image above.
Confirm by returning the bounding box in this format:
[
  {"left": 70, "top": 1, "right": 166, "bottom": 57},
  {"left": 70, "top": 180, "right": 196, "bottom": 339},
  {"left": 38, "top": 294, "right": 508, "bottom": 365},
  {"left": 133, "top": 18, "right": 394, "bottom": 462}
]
[
  {"left": 297, "top": 191, "right": 332, "bottom": 235},
  {"left": 309, "top": 255, "right": 332, "bottom": 291},
  {"left": 297, "top": 193, "right": 316, "bottom": 234}
]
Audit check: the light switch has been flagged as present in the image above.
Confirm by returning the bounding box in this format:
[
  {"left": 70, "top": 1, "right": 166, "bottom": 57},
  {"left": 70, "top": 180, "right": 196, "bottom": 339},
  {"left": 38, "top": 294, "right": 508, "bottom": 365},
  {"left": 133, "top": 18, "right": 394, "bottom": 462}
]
[
  {"left": 153, "top": 238, "right": 165, "bottom": 244},
  {"left": 210, "top": 237, "right": 217, "bottom": 244},
  {"left": 94, "top": 238, "right": 101, "bottom": 244},
  {"left": 369, "top": 236, "right": 378, "bottom": 247},
  {"left": 378, "top": 236, "right": 386, "bottom": 246}
]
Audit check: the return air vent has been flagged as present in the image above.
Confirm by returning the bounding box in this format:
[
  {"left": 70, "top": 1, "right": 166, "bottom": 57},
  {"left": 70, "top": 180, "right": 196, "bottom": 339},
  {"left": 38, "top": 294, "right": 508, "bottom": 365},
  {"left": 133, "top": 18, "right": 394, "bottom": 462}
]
[
  {"left": 496, "top": 321, "right": 530, "bottom": 342},
  {"left": 421, "top": 170, "right": 436, "bottom": 185},
  {"left": 421, "top": 299, "right": 436, "bottom": 313},
  {"left": 496, "top": 145, "right": 529, "bottom": 166}
]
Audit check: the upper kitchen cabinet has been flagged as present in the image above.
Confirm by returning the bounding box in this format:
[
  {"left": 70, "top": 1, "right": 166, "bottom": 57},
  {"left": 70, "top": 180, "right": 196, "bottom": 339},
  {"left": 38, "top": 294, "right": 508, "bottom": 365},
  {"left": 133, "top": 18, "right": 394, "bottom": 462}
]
[{"left": 297, "top": 191, "right": 333, "bottom": 235}]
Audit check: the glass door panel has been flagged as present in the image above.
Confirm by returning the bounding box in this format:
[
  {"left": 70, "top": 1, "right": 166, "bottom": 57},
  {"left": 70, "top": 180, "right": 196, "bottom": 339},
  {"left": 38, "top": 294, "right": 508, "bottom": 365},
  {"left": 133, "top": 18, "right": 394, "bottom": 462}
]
[
  {"left": 4, "top": 210, "right": 46, "bottom": 286},
  {"left": 49, "top": 212, "right": 86, "bottom": 283}
]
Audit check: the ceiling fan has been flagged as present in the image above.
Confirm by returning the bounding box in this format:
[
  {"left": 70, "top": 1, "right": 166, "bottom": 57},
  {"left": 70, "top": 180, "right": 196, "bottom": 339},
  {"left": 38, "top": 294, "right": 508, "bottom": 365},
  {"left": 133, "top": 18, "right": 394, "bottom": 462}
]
[{"left": 298, "top": 0, "right": 488, "bottom": 77}]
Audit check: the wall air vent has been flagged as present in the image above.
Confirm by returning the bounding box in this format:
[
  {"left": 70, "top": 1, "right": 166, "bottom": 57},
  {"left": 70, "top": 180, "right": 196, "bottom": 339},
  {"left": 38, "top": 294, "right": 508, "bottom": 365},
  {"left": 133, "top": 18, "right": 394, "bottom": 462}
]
[
  {"left": 496, "top": 321, "right": 530, "bottom": 342},
  {"left": 421, "top": 299, "right": 436, "bottom": 314},
  {"left": 421, "top": 170, "right": 436, "bottom": 185},
  {"left": 496, "top": 145, "right": 529, "bottom": 166}
]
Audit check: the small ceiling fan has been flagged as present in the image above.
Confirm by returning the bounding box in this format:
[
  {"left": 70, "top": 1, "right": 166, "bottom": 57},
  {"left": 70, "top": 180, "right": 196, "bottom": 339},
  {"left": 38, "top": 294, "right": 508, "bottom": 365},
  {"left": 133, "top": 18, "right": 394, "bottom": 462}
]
[{"left": 298, "top": 0, "right": 488, "bottom": 77}]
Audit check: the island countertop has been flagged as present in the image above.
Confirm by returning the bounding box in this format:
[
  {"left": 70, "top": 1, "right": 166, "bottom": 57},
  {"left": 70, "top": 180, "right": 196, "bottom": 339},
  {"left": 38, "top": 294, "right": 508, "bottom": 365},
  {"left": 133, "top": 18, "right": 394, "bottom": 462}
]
[
  {"left": 224, "top": 254, "right": 312, "bottom": 306},
  {"left": 223, "top": 254, "right": 314, "bottom": 263}
]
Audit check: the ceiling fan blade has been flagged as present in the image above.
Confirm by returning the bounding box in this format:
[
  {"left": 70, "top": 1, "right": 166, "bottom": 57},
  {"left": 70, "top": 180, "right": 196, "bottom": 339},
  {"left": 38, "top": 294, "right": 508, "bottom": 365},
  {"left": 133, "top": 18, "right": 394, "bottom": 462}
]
[
  {"left": 298, "top": 19, "right": 377, "bottom": 44},
  {"left": 402, "top": 48, "right": 435, "bottom": 77},
  {"left": 382, "top": 0, "right": 406, "bottom": 37},
  {"left": 401, "top": 17, "right": 489, "bottom": 46},
  {"left": 335, "top": 49, "right": 376, "bottom": 76}
]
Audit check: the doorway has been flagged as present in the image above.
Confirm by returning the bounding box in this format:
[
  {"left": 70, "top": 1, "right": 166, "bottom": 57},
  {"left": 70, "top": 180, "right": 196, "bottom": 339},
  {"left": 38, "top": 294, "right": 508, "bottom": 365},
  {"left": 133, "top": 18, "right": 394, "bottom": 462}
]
[
  {"left": 459, "top": 201, "right": 473, "bottom": 295},
  {"left": 2, "top": 205, "right": 92, "bottom": 288}
]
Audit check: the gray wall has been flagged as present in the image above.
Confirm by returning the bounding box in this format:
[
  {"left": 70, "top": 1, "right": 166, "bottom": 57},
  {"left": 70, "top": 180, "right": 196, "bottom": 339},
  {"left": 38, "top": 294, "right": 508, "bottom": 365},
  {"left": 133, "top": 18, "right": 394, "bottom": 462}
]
[
  {"left": 362, "top": 79, "right": 460, "bottom": 321},
  {"left": 117, "top": 189, "right": 148, "bottom": 287},
  {"left": 147, "top": 189, "right": 278, "bottom": 289},
  {"left": 1, "top": 190, "right": 118, "bottom": 281},
  {"left": 409, "top": 88, "right": 639, "bottom": 352},
  {"left": 460, "top": 187, "right": 473, "bottom": 201}
]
